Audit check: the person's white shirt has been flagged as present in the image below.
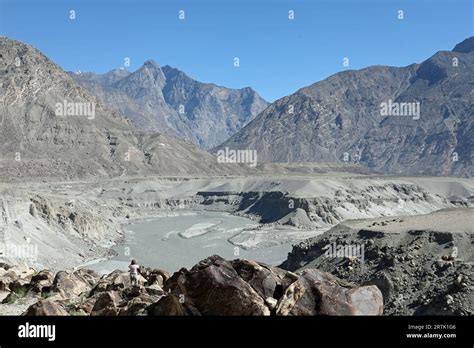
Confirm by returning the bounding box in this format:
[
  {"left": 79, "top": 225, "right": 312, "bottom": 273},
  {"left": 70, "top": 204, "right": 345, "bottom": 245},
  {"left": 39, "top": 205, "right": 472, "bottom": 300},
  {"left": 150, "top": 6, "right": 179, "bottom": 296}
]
[{"left": 129, "top": 264, "right": 139, "bottom": 275}]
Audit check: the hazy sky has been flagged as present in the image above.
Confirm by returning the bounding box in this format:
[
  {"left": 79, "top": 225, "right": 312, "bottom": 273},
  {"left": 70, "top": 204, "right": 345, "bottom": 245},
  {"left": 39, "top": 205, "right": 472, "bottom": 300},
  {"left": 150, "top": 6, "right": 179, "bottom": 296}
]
[{"left": 1, "top": 0, "right": 472, "bottom": 101}]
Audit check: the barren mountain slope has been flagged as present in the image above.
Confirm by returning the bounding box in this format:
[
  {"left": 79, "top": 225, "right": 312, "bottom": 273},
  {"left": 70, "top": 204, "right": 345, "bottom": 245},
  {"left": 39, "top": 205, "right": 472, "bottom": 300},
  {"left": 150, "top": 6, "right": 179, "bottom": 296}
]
[
  {"left": 0, "top": 37, "right": 246, "bottom": 180},
  {"left": 218, "top": 37, "right": 474, "bottom": 176},
  {"left": 72, "top": 61, "right": 269, "bottom": 148}
]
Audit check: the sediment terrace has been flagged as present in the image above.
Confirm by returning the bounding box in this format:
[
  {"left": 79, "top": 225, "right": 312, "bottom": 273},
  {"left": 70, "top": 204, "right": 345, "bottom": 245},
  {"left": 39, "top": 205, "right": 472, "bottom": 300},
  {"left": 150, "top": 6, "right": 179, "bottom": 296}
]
[{"left": 0, "top": 175, "right": 471, "bottom": 271}]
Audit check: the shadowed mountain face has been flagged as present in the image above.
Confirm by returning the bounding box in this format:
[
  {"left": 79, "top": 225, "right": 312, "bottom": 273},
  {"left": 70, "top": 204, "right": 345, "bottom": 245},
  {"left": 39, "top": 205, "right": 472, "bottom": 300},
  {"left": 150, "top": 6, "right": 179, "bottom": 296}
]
[
  {"left": 0, "top": 37, "right": 246, "bottom": 180},
  {"left": 217, "top": 37, "right": 474, "bottom": 177},
  {"left": 452, "top": 36, "right": 474, "bottom": 53},
  {"left": 72, "top": 61, "right": 268, "bottom": 149}
]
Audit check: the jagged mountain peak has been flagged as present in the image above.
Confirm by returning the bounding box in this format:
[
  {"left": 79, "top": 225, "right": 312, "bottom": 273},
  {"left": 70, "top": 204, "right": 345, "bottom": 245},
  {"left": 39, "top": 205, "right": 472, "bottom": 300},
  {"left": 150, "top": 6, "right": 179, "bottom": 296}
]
[
  {"left": 142, "top": 59, "right": 161, "bottom": 69},
  {"left": 112, "top": 59, "right": 167, "bottom": 98},
  {"left": 134, "top": 59, "right": 165, "bottom": 77},
  {"left": 161, "top": 65, "right": 259, "bottom": 94},
  {"left": 161, "top": 64, "right": 194, "bottom": 84},
  {"left": 161, "top": 64, "right": 180, "bottom": 74},
  {"left": 73, "top": 59, "right": 269, "bottom": 148}
]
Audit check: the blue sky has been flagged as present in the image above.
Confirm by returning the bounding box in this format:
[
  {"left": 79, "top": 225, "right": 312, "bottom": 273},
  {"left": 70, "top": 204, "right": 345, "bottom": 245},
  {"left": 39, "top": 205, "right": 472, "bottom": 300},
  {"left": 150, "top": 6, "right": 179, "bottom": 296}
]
[{"left": 1, "top": 0, "right": 472, "bottom": 101}]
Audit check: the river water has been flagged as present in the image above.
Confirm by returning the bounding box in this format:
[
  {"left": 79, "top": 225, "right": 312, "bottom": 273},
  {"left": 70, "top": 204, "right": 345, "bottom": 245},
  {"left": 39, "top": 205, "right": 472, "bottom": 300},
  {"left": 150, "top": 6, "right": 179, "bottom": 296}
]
[{"left": 87, "top": 212, "right": 300, "bottom": 274}]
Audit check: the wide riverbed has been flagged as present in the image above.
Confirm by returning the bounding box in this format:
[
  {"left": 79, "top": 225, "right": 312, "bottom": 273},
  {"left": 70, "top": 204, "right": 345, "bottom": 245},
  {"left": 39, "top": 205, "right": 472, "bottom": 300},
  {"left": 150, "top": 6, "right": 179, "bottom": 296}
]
[{"left": 87, "top": 212, "right": 314, "bottom": 274}]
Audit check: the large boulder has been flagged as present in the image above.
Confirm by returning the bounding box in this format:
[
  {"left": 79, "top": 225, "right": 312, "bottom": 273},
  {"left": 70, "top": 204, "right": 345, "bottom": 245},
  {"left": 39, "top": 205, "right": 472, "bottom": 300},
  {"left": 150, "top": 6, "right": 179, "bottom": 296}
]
[
  {"left": 230, "top": 259, "right": 297, "bottom": 300},
  {"left": 122, "top": 284, "right": 145, "bottom": 299},
  {"left": 7, "top": 264, "right": 36, "bottom": 279},
  {"left": 0, "top": 264, "right": 36, "bottom": 291},
  {"left": 107, "top": 271, "right": 132, "bottom": 288},
  {"left": 90, "top": 270, "right": 142, "bottom": 296},
  {"left": 146, "top": 268, "right": 171, "bottom": 287},
  {"left": 29, "top": 270, "right": 55, "bottom": 294},
  {"left": 119, "top": 297, "right": 149, "bottom": 316},
  {"left": 347, "top": 285, "right": 384, "bottom": 315},
  {"left": 164, "top": 255, "right": 383, "bottom": 316},
  {"left": 119, "top": 293, "right": 164, "bottom": 316},
  {"left": 89, "top": 279, "right": 109, "bottom": 295},
  {"left": 165, "top": 255, "right": 271, "bottom": 316},
  {"left": 145, "top": 283, "right": 165, "bottom": 296},
  {"left": 90, "top": 291, "right": 123, "bottom": 316},
  {"left": 11, "top": 256, "right": 384, "bottom": 316},
  {"left": 73, "top": 269, "right": 101, "bottom": 287},
  {"left": 275, "top": 268, "right": 383, "bottom": 315},
  {"left": 23, "top": 299, "right": 69, "bottom": 316},
  {"left": 74, "top": 297, "right": 98, "bottom": 315},
  {"left": 9, "top": 278, "right": 31, "bottom": 295},
  {"left": 147, "top": 294, "right": 191, "bottom": 316},
  {"left": 51, "top": 271, "right": 91, "bottom": 298}
]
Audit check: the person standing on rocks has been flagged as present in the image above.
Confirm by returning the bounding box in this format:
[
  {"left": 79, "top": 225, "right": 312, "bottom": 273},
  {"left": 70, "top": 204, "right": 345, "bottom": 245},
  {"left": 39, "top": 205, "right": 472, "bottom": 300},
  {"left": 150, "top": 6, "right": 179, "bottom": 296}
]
[{"left": 128, "top": 259, "right": 140, "bottom": 286}]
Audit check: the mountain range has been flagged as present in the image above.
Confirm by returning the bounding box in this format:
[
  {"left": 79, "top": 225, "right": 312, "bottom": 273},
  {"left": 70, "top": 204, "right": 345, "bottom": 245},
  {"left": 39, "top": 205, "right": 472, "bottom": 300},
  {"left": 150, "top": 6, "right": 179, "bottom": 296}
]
[
  {"left": 0, "top": 37, "right": 246, "bottom": 180},
  {"left": 71, "top": 62, "right": 268, "bottom": 149},
  {"left": 217, "top": 37, "right": 474, "bottom": 176},
  {"left": 1, "top": 36, "right": 472, "bottom": 179}
]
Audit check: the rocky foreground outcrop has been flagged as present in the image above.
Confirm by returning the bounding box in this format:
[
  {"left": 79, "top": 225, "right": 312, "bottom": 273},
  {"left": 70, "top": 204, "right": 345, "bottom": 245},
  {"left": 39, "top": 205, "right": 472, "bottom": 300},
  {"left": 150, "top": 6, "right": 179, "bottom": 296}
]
[
  {"left": 280, "top": 208, "right": 474, "bottom": 315},
  {"left": 0, "top": 255, "right": 383, "bottom": 316}
]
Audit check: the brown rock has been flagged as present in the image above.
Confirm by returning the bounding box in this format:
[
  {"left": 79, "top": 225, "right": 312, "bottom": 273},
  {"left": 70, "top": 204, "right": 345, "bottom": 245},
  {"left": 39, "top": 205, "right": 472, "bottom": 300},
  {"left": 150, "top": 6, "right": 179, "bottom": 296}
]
[
  {"left": 31, "top": 270, "right": 55, "bottom": 283},
  {"left": 90, "top": 280, "right": 109, "bottom": 295},
  {"left": 148, "top": 268, "right": 171, "bottom": 286},
  {"left": 0, "top": 264, "right": 36, "bottom": 291},
  {"left": 147, "top": 294, "right": 188, "bottom": 316},
  {"left": 230, "top": 259, "right": 288, "bottom": 299},
  {"left": 276, "top": 268, "right": 383, "bottom": 315},
  {"left": 103, "top": 270, "right": 131, "bottom": 290},
  {"left": 147, "top": 274, "right": 164, "bottom": 287},
  {"left": 165, "top": 255, "right": 271, "bottom": 316},
  {"left": 119, "top": 293, "right": 163, "bottom": 316},
  {"left": 9, "top": 278, "right": 31, "bottom": 294},
  {"left": 52, "top": 271, "right": 91, "bottom": 298},
  {"left": 73, "top": 268, "right": 100, "bottom": 286},
  {"left": 348, "top": 285, "right": 384, "bottom": 315},
  {"left": 145, "top": 284, "right": 165, "bottom": 296},
  {"left": 75, "top": 297, "right": 97, "bottom": 315},
  {"left": 91, "top": 291, "right": 123, "bottom": 316},
  {"left": 275, "top": 280, "right": 306, "bottom": 315},
  {"left": 122, "top": 284, "right": 145, "bottom": 299},
  {"left": 30, "top": 270, "right": 54, "bottom": 293},
  {"left": 23, "top": 299, "right": 69, "bottom": 316},
  {"left": 45, "top": 289, "right": 69, "bottom": 302},
  {"left": 119, "top": 297, "right": 149, "bottom": 316}
]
